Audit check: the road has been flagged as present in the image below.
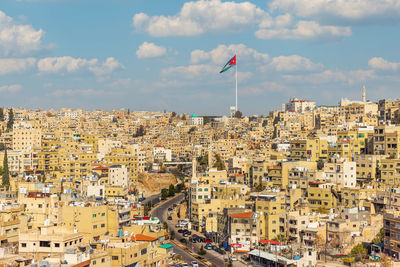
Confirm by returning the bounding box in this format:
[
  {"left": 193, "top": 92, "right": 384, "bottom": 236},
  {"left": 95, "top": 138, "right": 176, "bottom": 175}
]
[
  {"left": 151, "top": 194, "right": 204, "bottom": 266},
  {"left": 142, "top": 193, "right": 161, "bottom": 206},
  {"left": 151, "top": 194, "right": 246, "bottom": 267}
]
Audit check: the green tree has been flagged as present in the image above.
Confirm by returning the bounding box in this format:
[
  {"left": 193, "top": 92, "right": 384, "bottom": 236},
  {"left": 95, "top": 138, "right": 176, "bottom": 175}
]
[
  {"left": 271, "top": 143, "right": 278, "bottom": 150},
  {"left": 0, "top": 143, "right": 5, "bottom": 151},
  {"left": 227, "top": 259, "right": 233, "bottom": 267},
  {"left": 171, "top": 112, "right": 176, "bottom": 117},
  {"left": 144, "top": 202, "right": 152, "bottom": 216},
  {"left": 168, "top": 184, "right": 176, "bottom": 197},
  {"left": 317, "top": 159, "right": 325, "bottom": 170},
  {"left": 350, "top": 244, "right": 367, "bottom": 260},
  {"left": 161, "top": 188, "right": 169, "bottom": 198},
  {"left": 188, "top": 127, "right": 196, "bottom": 134},
  {"left": 234, "top": 110, "right": 242, "bottom": 118},
  {"left": 163, "top": 222, "right": 168, "bottom": 230},
  {"left": 170, "top": 230, "right": 175, "bottom": 240},
  {"left": 212, "top": 153, "right": 225, "bottom": 170},
  {"left": 198, "top": 245, "right": 206, "bottom": 255},
  {"left": 372, "top": 227, "right": 384, "bottom": 244},
  {"left": 0, "top": 107, "right": 3, "bottom": 121},
  {"left": 2, "top": 149, "right": 10, "bottom": 189},
  {"left": 273, "top": 234, "right": 287, "bottom": 244},
  {"left": 6, "top": 109, "right": 14, "bottom": 132}
]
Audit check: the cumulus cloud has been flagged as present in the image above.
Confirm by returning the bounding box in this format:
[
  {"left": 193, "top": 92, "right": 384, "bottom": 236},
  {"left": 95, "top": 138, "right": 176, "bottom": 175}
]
[
  {"left": 283, "top": 69, "right": 375, "bottom": 84},
  {"left": 368, "top": 57, "right": 400, "bottom": 71},
  {"left": 0, "top": 84, "right": 22, "bottom": 93},
  {"left": 255, "top": 15, "right": 351, "bottom": 40},
  {"left": 0, "top": 58, "right": 36, "bottom": 75},
  {"left": 161, "top": 64, "right": 216, "bottom": 80},
  {"left": 0, "top": 10, "right": 45, "bottom": 56},
  {"left": 88, "top": 57, "right": 124, "bottom": 76},
  {"left": 191, "top": 44, "right": 269, "bottom": 65},
  {"left": 268, "top": 55, "right": 323, "bottom": 72},
  {"left": 38, "top": 56, "right": 97, "bottom": 73},
  {"left": 38, "top": 56, "right": 123, "bottom": 76},
  {"left": 133, "top": 0, "right": 267, "bottom": 37},
  {"left": 269, "top": 0, "right": 400, "bottom": 23},
  {"left": 136, "top": 42, "right": 167, "bottom": 59}
]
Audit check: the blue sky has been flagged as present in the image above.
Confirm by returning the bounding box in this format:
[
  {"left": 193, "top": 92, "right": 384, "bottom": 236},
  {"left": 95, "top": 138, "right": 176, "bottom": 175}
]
[{"left": 1, "top": 0, "right": 400, "bottom": 115}]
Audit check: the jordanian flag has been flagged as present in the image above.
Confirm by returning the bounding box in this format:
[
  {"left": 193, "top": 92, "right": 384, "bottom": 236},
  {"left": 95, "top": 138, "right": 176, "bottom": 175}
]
[{"left": 219, "top": 55, "right": 236, "bottom": 73}]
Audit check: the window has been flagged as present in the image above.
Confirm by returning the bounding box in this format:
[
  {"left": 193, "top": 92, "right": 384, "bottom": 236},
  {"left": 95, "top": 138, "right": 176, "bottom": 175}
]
[
  {"left": 54, "top": 243, "right": 60, "bottom": 247},
  {"left": 93, "top": 214, "right": 96, "bottom": 218},
  {"left": 112, "top": 256, "right": 119, "bottom": 260},
  {"left": 101, "top": 258, "right": 105, "bottom": 263},
  {"left": 93, "top": 225, "right": 97, "bottom": 229},
  {"left": 101, "top": 224, "right": 105, "bottom": 228},
  {"left": 21, "top": 243, "right": 27, "bottom": 247},
  {"left": 40, "top": 241, "right": 51, "bottom": 247},
  {"left": 141, "top": 248, "right": 147, "bottom": 255}
]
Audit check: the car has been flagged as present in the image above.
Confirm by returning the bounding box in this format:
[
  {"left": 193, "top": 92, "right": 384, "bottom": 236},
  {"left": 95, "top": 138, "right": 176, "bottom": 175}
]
[
  {"left": 230, "top": 256, "right": 237, "bottom": 261},
  {"left": 216, "top": 248, "right": 226, "bottom": 255},
  {"left": 191, "top": 261, "right": 199, "bottom": 267},
  {"left": 183, "top": 232, "right": 190, "bottom": 237},
  {"left": 186, "top": 231, "right": 192, "bottom": 235},
  {"left": 212, "top": 245, "right": 217, "bottom": 250},
  {"left": 179, "top": 238, "right": 187, "bottom": 244},
  {"left": 177, "top": 229, "right": 184, "bottom": 233},
  {"left": 205, "top": 239, "right": 212, "bottom": 243},
  {"left": 182, "top": 264, "right": 189, "bottom": 267},
  {"left": 205, "top": 243, "right": 212, "bottom": 250},
  {"left": 168, "top": 207, "right": 173, "bottom": 211},
  {"left": 160, "top": 197, "right": 166, "bottom": 200},
  {"left": 167, "top": 216, "right": 172, "bottom": 220}
]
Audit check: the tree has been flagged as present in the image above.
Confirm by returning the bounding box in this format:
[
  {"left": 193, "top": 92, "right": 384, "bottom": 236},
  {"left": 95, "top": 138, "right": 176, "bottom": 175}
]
[
  {"left": 271, "top": 143, "right": 278, "bottom": 150},
  {"left": 0, "top": 143, "right": 5, "bottom": 151},
  {"left": 134, "top": 125, "right": 145, "bottom": 137},
  {"left": 188, "top": 127, "right": 196, "bottom": 134},
  {"left": 170, "top": 230, "right": 175, "bottom": 240},
  {"left": 2, "top": 149, "right": 10, "bottom": 189},
  {"left": 0, "top": 107, "right": 3, "bottom": 121},
  {"left": 227, "top": 259, "right": 233, "bottom": 267},
  {"left": 372, "top": 227, "right": 384, "bottom": 244},
  {"left": 198, "top": 245, "right": 206, "bottom": 255},
  {"left": 161, "top": 188, "right": 169, "bottom": 198},
  {"left": 350, "top": 244, "right": 367, "bottom": 260},
  {"left": 317, "top": 159, "right": 325, "bottom": 170},
  {"left": 112, "top": 117, "right": 118, "bottom": 123},
  {"left": 168, "top": 184, "right": 176, "bottom": 197},
  {"left": 163, "top": 222, "right": 168, "bottom": 230},
  {"left": 234, "top": 110, "right": 242, "bottom": 118},
  {"left": 273, "top": 234, "right": 287, "bottom": 244},
  {"left": 171, "top": 112, "right": 176, "bottom": 117},
  {"left": 176, "top": 183, "right": 185, "bottom": 193},
  {"left": 212, "top": 153, "right": 225, "bottom": 170},
  {"left": 144, "top": 202, "right": 152, "bottom": 216},
  {"left": 6, "top": 109, "right": 14, "bottom": 132}
]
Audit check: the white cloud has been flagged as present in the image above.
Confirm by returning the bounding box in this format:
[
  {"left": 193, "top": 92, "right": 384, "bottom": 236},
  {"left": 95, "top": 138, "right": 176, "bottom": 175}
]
[
  {"left": 0, "top": 11, "right": 45, "bottom": 56},
  {"left": 268, "top": 55, "right": 323, "bottom": 72},
  {"left": 241, "top": 82, "right": 287, "bottom": 95},
  {"left": 89, "top": 57, "right": 124, "bottom": 76},
  {"left": 38, "top": 56, "right": 97, "bottom": 73},
  {"left": 48, "top": 88, "right": 104, "bottom": 97},
  {"left": 0, "top": 84, "right": 22, "bottom": 93},
  {"left": 0, "top": 58, "right": 36, "bottom": 75},
  {"left": 283, "top": 69, "right": 375, "bottom": 84},
  {"left": 256, "top": 18, "right": 351, "bottom": 40},
  {"left": 161, "top": 64, "right": 216, "bottom": 80},
  {"left": 269, "top": 0, "right": 400, "bottom": 23},
  {"left": 368, "top": 57, "right": 400, "bottom": 71},
  {"left": 133, "top": 0, "right": 267, "bottom": 37},
  {"left": 38, "top": 56, "right": 123, "bottom": 76},
  {"left": 191, "top": 44, "right": 269, "bottom": 65},
  {"left": 136, "top": 42, "right": 167, "bottom": 59}
]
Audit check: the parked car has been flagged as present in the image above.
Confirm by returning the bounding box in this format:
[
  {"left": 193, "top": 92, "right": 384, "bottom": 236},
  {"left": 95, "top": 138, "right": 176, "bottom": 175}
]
[
  {"left": 182, "top": 263, "right": 189, "bottom": 267},
  {"left": 179, "top": 238, "right": 187, "bottom": 244},
  {"left": 177, "top": 229, "right": 184, "bottom": 233},
  {"left": 205, "top": 243, "right": 212, "bottom": 250},
  {"left": 191, "top": 261, "right": 199, "bottom": 267},
  {"left": 212, "top": 245, "right": 217, "bottom": 250},
  {"left": 216, "top": 248, "right": 226, "bottom": 255},
  {"left": 205, "top": 239, "right": 212, "bottom": 243},
  {"left": 168, "top": 207, "right": 173, "bottom": 211},
  {"left": 230, "top": 256, "right": 237, "bottom": 261},
  {"left": 167, "top": 216, "right": 172, "bottom": 220}
]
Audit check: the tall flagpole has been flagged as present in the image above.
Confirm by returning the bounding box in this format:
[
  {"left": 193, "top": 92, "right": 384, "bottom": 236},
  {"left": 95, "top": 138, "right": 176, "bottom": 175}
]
[{"left": 235, "top": 54, "right": 238, "bottom": 112}]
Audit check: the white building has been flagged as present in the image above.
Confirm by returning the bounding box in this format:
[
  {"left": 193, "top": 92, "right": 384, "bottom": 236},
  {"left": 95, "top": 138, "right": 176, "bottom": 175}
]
[
  {"left": 283, "top": 98, "right": 316, "bottom": 113},
  {"left": 324, "top": 156, "right": 356, "bottom": 188},
  {"left": 153, "top": 146, "right": 172, "bottom": 162},
  {"left": 109, "top": 165, "right": 129, "bottom": 188}
]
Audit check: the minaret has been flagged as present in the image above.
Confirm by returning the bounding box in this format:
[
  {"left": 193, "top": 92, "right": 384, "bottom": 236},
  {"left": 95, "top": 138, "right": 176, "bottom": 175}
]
[
  {"left": 362, "top": 86, "right": 366, "bottom": 103},
  {"left": 192, "top": 154, "right": 197, "bottom": 181}
]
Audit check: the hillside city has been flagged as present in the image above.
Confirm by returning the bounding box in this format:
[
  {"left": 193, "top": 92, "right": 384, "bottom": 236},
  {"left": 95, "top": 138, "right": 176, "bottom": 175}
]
[{"left": 1, "top": 89, "right": 400, "bottom": 267}]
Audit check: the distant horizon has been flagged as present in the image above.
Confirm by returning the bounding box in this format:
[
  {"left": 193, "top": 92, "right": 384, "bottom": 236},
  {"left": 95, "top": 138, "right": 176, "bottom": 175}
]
[{"left": 1, "top": 0, "right": 399, "bottom": 114}]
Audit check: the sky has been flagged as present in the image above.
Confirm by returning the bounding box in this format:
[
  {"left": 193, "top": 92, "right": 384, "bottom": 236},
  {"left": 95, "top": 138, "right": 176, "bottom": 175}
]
[{"left": 1, "top": 0, "right": 400, "bottom": 115}]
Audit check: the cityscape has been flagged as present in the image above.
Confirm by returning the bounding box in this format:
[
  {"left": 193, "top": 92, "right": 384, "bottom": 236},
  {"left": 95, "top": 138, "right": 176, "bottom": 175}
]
[{"left": 1, "top": 0, "right": 400, "bottom": 267}]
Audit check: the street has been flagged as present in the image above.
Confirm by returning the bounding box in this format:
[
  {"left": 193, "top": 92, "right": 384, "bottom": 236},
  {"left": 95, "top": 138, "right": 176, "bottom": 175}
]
[{"left": 151, "top": 193, "right": 247, "bottom": 267}]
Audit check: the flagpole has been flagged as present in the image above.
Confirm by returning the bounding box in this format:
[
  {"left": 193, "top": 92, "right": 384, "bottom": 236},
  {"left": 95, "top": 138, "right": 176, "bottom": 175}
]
[{"left": 235, "top": 54, "right": 238, "bottom": 112}]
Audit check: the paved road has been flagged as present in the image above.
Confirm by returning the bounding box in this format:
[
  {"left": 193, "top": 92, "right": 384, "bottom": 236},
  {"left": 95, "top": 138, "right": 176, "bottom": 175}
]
[
  {"left": 151, "top": 194, "right": 204, "bottom": 266},
  {"left": 142, "top": 193, "right": 161, "bottom": 206},
  {"left": 151, "top": 194, "right": 246, "bottom": 267}
]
